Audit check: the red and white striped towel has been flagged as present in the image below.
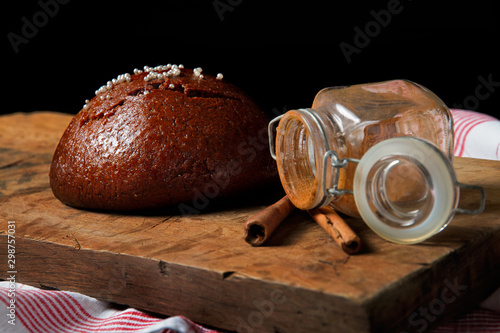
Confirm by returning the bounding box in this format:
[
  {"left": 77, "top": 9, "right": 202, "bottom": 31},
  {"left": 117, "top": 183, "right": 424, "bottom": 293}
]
[
  {"left": 0, "top": 282, "right": 220, "bottom": 333},
  {"left": 431, "top": 308, "right": 500, "bottom": 332},
  {"left": 1, "top": 282, "right": 499, "bottom": 332},
  {"left": 451, "top": 109, "right": 500, "bottom": 160}
]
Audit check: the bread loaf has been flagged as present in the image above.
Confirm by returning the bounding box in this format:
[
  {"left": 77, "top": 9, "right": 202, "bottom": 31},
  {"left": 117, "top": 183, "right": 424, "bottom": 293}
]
[{"left": 49, "top": 65, "right": 277, "bottom": 211}]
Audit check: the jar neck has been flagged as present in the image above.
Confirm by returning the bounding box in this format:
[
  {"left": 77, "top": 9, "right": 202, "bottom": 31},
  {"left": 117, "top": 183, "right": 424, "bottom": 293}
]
[{"left": 275, "top": 108, "right": 341, "bottom": 210}]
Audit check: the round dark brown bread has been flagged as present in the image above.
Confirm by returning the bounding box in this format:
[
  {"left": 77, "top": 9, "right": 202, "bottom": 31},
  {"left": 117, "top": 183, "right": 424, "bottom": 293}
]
[{"left": 49, "top": 65, "right": 277, "bottom": 211}]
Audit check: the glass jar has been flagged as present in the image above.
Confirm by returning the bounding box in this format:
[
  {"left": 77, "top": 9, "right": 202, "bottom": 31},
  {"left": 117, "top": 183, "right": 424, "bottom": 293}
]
[{"left": 269, "top": 80, "right": 485, "bottom": 244}]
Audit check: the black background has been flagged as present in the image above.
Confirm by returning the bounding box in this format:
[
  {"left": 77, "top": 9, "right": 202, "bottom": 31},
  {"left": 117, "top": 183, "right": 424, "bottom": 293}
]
[{"left": 4, "top": 0, "right": 499, "bottom": 119}]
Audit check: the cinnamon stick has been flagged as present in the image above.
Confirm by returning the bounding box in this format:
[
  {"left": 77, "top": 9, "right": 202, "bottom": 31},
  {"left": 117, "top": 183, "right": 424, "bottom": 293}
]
[
  {"left": 308, "top": 206, "right": 361, "bottom": 254},
  {"left": 244, "top": 195, "right": 295, "bottom": 246}
]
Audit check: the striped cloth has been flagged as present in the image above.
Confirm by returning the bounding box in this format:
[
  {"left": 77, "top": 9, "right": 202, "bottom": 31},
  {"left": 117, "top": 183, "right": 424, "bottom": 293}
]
[
  {"left": 0, "top": 109, "right": 499, "bottom": 333},
  {"left": 431, "top": 309, "right": 500, "bottom": 332},
  {"left": 0, "top": 283, "right": 219, "bottom": 333},
  {"left": 1, "top": 282, "right": 499, "bottom": 332},
  {"left": 451, "top": 109, "right": 500, "bottom": 160}
]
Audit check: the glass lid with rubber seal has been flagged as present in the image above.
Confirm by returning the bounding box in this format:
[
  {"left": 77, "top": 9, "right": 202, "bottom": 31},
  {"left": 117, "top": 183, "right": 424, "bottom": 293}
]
[{"left": 353, "top": 137, "right": 485, "bottom": 244}]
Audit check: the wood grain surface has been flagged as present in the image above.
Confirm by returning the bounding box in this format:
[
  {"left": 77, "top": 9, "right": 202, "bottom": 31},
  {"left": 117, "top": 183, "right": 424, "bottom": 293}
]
[{"left": 1, "top": 112, "right": 499, "bottom": 332}]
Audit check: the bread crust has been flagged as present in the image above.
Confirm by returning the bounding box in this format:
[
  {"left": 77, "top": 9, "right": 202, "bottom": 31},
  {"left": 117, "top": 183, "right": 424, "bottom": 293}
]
[{"left": 49, "top": 67, "right": 277, "bottom": 211}]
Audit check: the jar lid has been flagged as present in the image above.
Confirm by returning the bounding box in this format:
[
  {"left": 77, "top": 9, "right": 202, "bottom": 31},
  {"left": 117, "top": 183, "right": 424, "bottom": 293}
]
[{"left": 353, "top": 137, "right": 458, "bottom": 244}]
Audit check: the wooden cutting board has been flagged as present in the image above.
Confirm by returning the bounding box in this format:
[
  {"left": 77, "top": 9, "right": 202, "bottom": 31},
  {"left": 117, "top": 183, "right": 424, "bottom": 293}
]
[{"left": 1, "top": 112, "right": 499, "bottom": 333}]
